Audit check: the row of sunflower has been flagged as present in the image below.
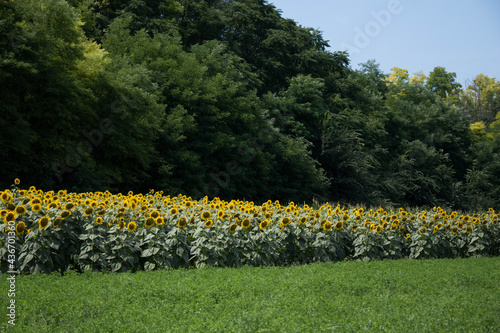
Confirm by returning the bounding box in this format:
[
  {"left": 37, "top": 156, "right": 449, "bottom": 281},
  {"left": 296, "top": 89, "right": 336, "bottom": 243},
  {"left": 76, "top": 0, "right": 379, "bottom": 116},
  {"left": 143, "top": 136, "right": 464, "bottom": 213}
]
[{"left": 1, "top": 181, "right": 499, "bottom": 274}]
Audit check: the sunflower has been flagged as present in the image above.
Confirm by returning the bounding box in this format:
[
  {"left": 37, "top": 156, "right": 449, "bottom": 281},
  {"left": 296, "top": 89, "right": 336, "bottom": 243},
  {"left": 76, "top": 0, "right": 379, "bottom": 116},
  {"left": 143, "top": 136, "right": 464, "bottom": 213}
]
[
  {"left": 60, "top": 210, "right": 72, "bottom": 219},
  {"left": 433, "top": 226, "right": 439, "bottom": 233},
  {"left": 119, "top": 220, "right": 126, "bottom": 231},
  {"left": 156, "top": 217, "right": 165, "bottom": 225},
  {"left": 169, "top": 207, "right": 178, "bottom": 215},
  {"left": 53, "top": 218, "right": 62, "bottom": 228},
  {"left": 1, "top": 192, "right": 12, "bottom": 203},
  {"left": 145, "top": 217, "right": 155, "bottom": 228},
  {"left": 4, "top": 212, "right": 16, "bottom": 224},
  {"left": 241, "top": 218, "right": 251, "bottom": 229},
  {"left": 15, "top": 221, "right": 26, "bottom": 235},
  {"left": 204, "top": 219, "right": 213, "bottom": 228},
  {"left": 200, "top": 211, "right": 211, "bottom": 220},
  {"left": 15, "top": 206, "right": 26, "bottom": 216},
  {"left": 47, "top": 202, "right": 59, "bottom": 209},
  {"left": 298, "top": 216, "right": 307, "bottom": 225},
  {"left": 323, "top": 221, "right": 333, "bottom": 231},
  {"left": 174, "top": 217, "right": 186, "bottom": 230},
  {"left": 83, "top": 207, "right": 93, "bottom": 216},
  {"left": 399, "top": 225, "right": 406, "bottom": 233},
  {"left": 96, "top": 217, "right": 104, "bottom": 225},
  {"left": 127, "top": 221, "right": 137, "bottom": 232},
  {"left": 39, "top": 216, "right": 49, "bottom": 230},
  {"left": 229, "top": 223, "right": 237, "bottom": 233},
  {"left": 65, "top": 202, "right": 75, "bottom": 210},
  {"left": 259, "top": 220, "right": 269, "bottom": 230},
  {"left": 280, "top": 217, "right": 291, "bottom": 227},
  {"left": 451, "top": 226, "right": 458, "bottom": 234},
  {"left": 375, "top": 225, "right": 382, "bottom": 233},
  {"left": 465, "top": 225, "right": 472, "bottom": 233},
  {"left": 335, "top": 221, "right": 343, "bottom": 231},
  {"left": 14, "top": 178, "right": 20, "bottom": 185}
]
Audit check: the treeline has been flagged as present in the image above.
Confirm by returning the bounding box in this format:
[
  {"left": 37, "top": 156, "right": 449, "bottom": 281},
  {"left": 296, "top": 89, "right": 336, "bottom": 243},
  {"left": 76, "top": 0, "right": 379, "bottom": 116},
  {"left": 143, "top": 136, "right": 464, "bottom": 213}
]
[{"left": 1, "top": 0, "right": 499, "bottom": 210}]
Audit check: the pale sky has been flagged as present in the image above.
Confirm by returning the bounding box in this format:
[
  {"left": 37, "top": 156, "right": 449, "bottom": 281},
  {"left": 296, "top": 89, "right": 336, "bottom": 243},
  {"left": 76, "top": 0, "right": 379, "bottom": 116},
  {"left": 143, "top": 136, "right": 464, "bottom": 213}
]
[{"left": 269, "top": 0, "right": 500, "bottom": 86}]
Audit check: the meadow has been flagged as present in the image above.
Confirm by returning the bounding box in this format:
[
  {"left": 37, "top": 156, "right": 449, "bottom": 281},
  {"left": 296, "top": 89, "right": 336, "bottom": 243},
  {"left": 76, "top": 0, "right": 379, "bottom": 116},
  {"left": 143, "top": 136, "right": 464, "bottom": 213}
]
[{"left": 1, "top": 257, "right": 499, "bottom": 332}]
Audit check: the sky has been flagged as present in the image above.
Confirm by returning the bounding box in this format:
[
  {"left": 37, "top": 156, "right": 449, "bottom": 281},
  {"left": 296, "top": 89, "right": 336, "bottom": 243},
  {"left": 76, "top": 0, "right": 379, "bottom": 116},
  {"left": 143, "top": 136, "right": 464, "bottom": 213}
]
[{"left": 269, "top": 0, "right": 500, "bottom": 86}]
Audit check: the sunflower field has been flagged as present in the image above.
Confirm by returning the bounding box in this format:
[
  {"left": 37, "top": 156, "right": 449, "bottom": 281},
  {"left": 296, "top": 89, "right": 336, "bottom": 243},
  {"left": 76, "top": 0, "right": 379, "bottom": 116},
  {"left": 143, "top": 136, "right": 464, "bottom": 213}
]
[{"left": 1, "top": 181, "right": 499, "bottom": 274}]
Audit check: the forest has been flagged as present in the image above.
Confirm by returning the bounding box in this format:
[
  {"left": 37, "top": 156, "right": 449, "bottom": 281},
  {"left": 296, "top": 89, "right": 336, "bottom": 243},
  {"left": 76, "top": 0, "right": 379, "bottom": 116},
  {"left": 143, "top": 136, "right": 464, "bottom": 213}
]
[{"left": 1, "top": 0, "right": 499, "bottom": 210}]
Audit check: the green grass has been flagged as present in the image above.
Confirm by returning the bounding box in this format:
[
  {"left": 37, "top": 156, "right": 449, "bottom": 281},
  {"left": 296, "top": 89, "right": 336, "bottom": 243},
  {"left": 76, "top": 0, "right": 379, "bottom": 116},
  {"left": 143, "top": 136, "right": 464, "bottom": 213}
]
[{"left": 1, "top": 257, "right": 499, "bottom": 332}]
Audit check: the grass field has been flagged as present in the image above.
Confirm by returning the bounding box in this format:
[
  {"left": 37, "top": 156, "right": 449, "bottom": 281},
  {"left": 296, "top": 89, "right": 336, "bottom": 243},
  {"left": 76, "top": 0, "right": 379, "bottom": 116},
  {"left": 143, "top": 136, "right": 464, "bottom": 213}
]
[{"left": 1, "top": 257, "right": 499, "bottom": 332}]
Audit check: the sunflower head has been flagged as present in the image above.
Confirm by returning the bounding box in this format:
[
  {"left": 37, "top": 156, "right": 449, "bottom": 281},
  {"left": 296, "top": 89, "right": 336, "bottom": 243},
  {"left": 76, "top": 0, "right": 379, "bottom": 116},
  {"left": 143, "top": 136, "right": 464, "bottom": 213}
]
[
  {"left": 229, "top": 223, "right": 237, "bottom": 233},
  {"left": 241, "top": 218, "right": 251, "bottom": 229},
  {"left": 201, "top": 211, "right": 211, "bottom": 220},
  {"left": 259, "top": 220, "right": 269, "bottom": 230},
  {"left": 178, "top": 217, "right": 187, "bottom": 229},
  {"left": 323, "top": 221, "right": 333, "bottom": 232},
  {"left": 65, "top": 202, "right": 75, "bottom": 210},
  {"left": 53, "top": 218, "right": 62, "bottom": 228},
  {"left": 96, "top": 217, "right": 104, "bottom": 225},
  {"left": 145, "top": 217, "right": 155, "bottom": 228},
  {"left": 4, "top": 212, "right": 16, "bottom": 224},
  {"left": 127, "top": 221, "right": 137, "bottom": 232},
  {"left": 15, "top": 206, "right": 26, "bottom": 216},
  {"left": 84, "top": 207, "right": 93, "bottom": 216},
  {"left": 466, "top": 225, "right": 472, "bottom": 233},
  {"left": 204, "top": 219, "right": 213, "bottom": 228},
  {"left": 155, "top": 217, "right": 165, "bottom": 225},
  {"left": 60, "top": 210, "right": 72, "bottom": 219},
  {"left": 1, "top": 192, "right": 12, "bottom": 203},
  {"left": 39, "top": 216, "right": 50, "bottom": 230},
  {"left": 14, "top": 178, "right": 20, "bottom": 185},
  {"left": 15, "top": 221, "right": 26, "bottom": 235},
  {"left": 335, "top": 221, "right": 343, "bottom": 231}
]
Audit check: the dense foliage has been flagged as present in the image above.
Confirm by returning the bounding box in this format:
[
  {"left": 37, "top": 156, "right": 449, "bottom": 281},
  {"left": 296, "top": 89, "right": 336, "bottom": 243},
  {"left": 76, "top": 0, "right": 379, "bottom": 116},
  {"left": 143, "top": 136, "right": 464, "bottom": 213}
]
[
  {"left": 1, "top": 0, "right": 499, "bottom": 209},
  {"left": 2, "top": 184, "right": 498, "bottom": 274}
]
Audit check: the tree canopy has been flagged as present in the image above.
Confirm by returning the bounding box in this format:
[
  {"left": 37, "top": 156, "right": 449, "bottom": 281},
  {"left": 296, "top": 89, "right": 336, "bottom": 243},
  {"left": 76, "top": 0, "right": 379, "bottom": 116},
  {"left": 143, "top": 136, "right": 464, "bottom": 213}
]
[{"left": 1, "top": 0, "right": 498, "bottom": 210}]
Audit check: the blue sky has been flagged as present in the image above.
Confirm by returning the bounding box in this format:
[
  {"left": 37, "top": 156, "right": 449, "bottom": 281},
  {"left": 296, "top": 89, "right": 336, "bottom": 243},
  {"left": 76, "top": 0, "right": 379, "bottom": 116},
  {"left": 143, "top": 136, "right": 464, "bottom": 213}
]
[{"left": 269, "top": 0, "right": 500, "bottom": 86}]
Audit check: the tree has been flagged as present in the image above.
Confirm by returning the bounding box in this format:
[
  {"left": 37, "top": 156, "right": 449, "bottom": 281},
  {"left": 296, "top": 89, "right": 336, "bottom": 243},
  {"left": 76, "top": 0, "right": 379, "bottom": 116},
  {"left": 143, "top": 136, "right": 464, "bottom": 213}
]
[
  {"left": 384, "top": 67, "right": 409, "bottom": 85},
  {"left": 426, "top": 66, "right": 461, "bottom": 100},
  {"left": 460, "top": 74, "right": 500, "bottom": 126},
  {"left": 382, "top": 82, "right": 472, "bottom": 207},
  {"left": 409, "top": 71, "right": 427, "bottom": 85},
  {"left": 0, "top": 0, "right": 94, "bottom": 188}
]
